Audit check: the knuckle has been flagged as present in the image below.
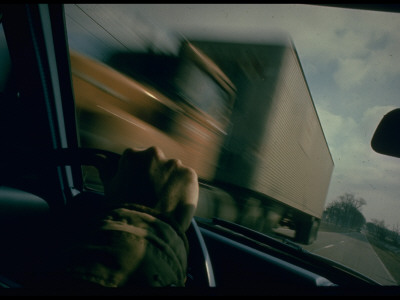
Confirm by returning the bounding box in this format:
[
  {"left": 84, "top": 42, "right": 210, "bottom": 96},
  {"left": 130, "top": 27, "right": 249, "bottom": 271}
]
[
  {"left": 147, "top": 146, "right": 164, "bottom": 158},
  {"left": 164, "top": 159, "right": 197, "bottom": 181},
  {"left": 180, "top": 165, "right": 198, "bottom": 182},
  {"left": 164, "top": 158, "right": 181, "bottom": 171}
]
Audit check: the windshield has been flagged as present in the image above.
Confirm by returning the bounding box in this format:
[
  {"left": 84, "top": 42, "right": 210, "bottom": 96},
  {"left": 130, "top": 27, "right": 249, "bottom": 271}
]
[{"left": 64, "top": 4, "right": 400, "bottom": 285}]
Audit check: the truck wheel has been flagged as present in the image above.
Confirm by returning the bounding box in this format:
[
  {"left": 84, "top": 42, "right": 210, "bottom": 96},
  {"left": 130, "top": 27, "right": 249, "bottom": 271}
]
[{"left": 295, "top": 218, "right": 320, "bottom": 245}]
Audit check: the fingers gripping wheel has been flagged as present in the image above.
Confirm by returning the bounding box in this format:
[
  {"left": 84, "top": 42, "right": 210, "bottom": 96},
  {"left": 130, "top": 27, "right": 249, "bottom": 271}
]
[
  {"left": 2, "top": 147, "right": 215, "bottom": 287},
  {"left": 60, "top": 148, "right": 215, "bottom": 287},
  {"left": 71, "top": 148, "right": 216, "bottom": 287}
]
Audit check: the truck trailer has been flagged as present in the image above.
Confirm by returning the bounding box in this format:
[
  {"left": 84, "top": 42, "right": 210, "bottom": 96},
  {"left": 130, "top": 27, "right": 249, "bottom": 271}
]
[
  {"left": 190, "top": 39, "right": 334, "bottom": 244},
  {"left": 71, "top": 37, "right": 333, "bottom": 244}
]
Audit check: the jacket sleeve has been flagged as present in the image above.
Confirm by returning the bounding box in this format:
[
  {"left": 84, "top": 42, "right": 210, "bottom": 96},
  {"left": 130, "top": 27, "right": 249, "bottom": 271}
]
[{"left": 58, "top": 203, "right": 189, "bottom": 287}]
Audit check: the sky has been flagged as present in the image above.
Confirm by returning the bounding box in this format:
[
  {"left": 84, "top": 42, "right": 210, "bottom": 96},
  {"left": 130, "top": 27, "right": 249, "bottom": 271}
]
[{"left": 65, "top": 4, "right": 400, "bottom": 229}]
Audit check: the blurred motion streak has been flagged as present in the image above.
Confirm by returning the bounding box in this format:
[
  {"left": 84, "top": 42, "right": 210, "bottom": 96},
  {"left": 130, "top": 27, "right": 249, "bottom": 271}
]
[{"left": 70, "top": 41, "right": 236, "bottom": 189}]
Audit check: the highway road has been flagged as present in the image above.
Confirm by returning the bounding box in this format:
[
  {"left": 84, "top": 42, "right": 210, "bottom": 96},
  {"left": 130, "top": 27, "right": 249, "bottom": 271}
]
[{"left": 277, "top": 229, "right": 398, "bottom": 285}]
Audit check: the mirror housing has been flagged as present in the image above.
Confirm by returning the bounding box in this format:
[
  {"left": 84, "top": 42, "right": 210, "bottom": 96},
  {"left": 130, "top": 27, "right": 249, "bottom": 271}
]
[{"left": 371, "top": 108, "right": 400, "bottom": 158}]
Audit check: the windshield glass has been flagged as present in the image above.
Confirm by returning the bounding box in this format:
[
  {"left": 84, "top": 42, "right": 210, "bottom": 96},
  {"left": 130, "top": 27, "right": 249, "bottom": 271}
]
[{"left": 64, "top": 4, "right": 400, "bottom": 285}]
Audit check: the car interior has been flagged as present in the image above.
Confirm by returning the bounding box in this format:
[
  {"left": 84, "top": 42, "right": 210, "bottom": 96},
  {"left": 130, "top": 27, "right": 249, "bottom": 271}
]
[{"left": 0, "top": 4, "right": 399, "bottom": 296}]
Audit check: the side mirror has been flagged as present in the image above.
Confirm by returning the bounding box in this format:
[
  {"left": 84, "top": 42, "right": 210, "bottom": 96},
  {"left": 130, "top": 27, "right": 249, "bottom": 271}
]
[{"left": 371, "top": 108, "right": 400, "bottom": 158}]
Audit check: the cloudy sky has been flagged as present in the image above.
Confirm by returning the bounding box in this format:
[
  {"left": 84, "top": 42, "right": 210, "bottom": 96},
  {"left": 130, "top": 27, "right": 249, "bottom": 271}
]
[{"left": 66, "top": 4, "right": 400, "bottom": 229}]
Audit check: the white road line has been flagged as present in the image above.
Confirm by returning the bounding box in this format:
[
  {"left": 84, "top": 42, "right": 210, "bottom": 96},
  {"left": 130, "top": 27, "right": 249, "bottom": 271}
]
[{"left": 314, "top": 244, "right": 334, "bottom": 252}]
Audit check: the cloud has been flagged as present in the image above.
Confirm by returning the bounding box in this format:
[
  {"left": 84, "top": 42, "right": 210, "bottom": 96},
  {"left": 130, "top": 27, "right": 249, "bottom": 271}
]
[
  {"left": 320, "top": 105, "right": 400, "bottom": 227},
  {"left": 287, "top": 6, "right": 400, "bottom": 94},
  {"left": 334, "top": 58, "right": 370, "bottom": 90},
  {"left": 317, "top": 107, "right": 358, "bottom": 146},
  {"left": 318, "top": 105, "right": 398, "bottom": 176}
]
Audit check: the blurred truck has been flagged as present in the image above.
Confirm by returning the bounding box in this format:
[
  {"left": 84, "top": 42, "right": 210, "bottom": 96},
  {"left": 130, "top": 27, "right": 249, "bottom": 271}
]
[
  {"left": 70, "top": 38, "right": 334, "bottom": 244},
  {"left": 190, "top": 39, "right": 334, "bottom": 244}
]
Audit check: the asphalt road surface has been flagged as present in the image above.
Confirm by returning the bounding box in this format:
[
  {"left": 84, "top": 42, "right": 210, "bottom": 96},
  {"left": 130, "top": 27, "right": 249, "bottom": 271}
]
[{"left": 297, "top": 230, "right": 397, "bottom": 285}]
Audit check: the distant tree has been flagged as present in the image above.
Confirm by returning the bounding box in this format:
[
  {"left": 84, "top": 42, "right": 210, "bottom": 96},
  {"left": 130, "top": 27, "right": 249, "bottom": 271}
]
[
  {"left": 367, "top": 220, "right": 400, "bottom": 244},
  {"left": 323, "top": 193, "right": 366, "bottom": 230},
  {"left": 338, "top": 193, "right": 366, "bottom": 210},
  {"left": 368, "top": 218, "right": 389, "bottom": 240},
  {"left": 391, "top": 223, "right": 400, "bottom": 246}
]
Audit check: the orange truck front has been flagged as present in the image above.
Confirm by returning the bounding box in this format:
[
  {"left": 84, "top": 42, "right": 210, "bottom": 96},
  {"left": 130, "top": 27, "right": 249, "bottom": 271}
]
[{"left": 69, "top": 43, "right": 236, "bottom": 190}]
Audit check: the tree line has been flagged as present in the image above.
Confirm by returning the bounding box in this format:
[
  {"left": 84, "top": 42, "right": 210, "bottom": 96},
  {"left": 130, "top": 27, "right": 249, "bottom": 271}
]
[
  {"left": 322, "top": 192, "right": 366, "bottom": 231},
  {"left": 323, "top": 192, "right": 400, "bottom": 245}
]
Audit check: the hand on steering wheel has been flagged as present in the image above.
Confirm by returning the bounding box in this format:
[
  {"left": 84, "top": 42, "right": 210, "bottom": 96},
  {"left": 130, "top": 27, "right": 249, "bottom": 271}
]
[{"left": 98, "top": 146, "right": 199, "bottom": 232}]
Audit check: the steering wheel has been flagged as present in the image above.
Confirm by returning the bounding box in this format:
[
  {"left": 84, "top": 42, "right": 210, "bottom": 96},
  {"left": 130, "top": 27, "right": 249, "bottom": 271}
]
[{"left": 1, "top": 147, "right": 215, "bottom": 287}]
